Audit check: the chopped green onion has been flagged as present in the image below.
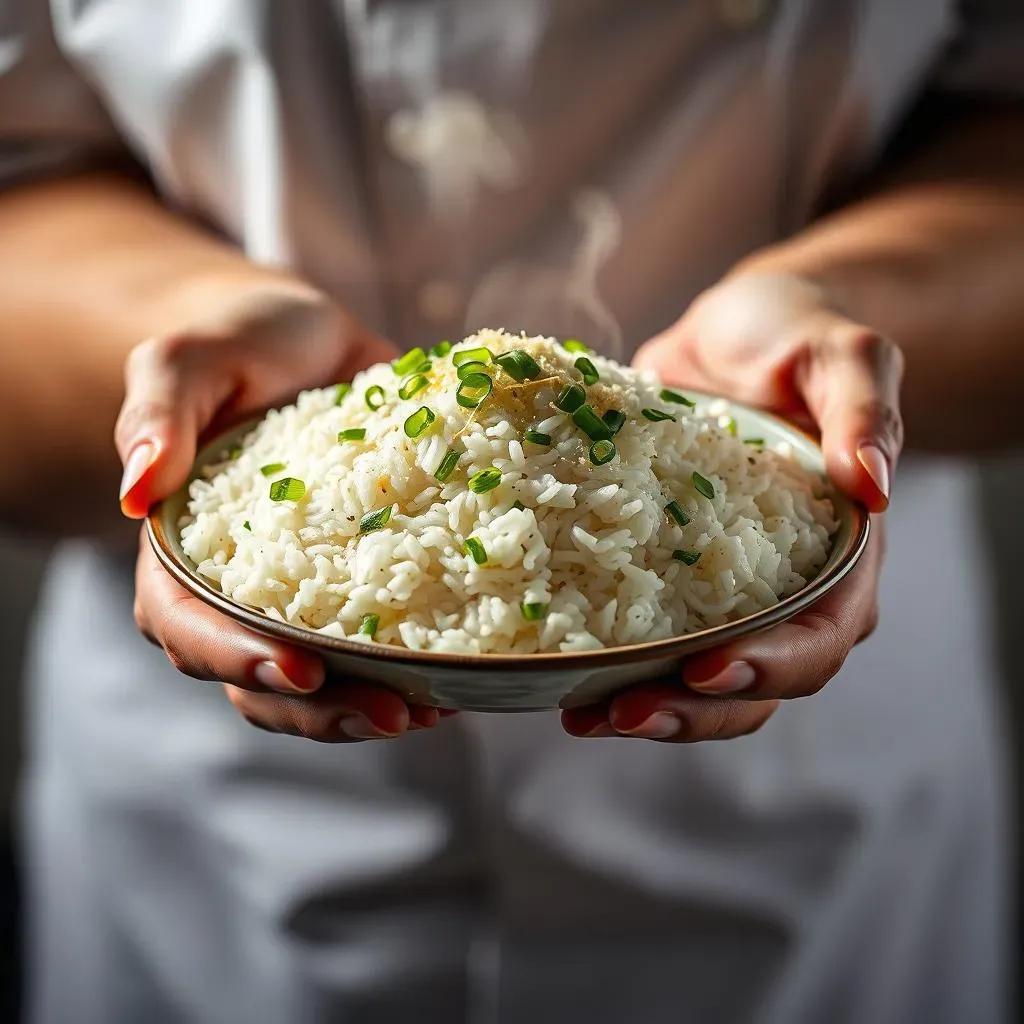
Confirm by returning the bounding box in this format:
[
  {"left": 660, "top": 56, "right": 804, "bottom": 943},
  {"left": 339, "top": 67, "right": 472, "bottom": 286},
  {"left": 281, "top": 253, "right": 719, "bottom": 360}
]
[
  {"left": 358, "top": 614, "right": 380, "bottom": 637},
  {"left": 453, "top": 346, "right": 493, "bottom": 367},
  {"left": 398, "top": 374, "right": 429, "bottom": 400},
  {"left": 512, "top": 500, "right": 526, "bottom": 511},
  {"left": 429, "top": 340, "right": 452, "bottom": 358},
  {"left": 403, "top": 406, "right": 436, "bottom": 438},
  {"left": 660, "top": 388, "right": 696, "bottom": 408},
  {"left": 572, "top": 403, "right": 614, "bottom": 441},
  {"left": 269, "top": 477, "right": 306, "bottom": 502},
  {"left": 338, "top": 428, "right": 366, "bottom": 442},
  {"left": 228, "top": 446, "right": 243, "bottom": 460},
  {"left": 495, "top": 350, "right": 543, "bottom": 382},
  {"left": 456, "top": 372, "right": 493, "bottom": 409},
  {"left": 434, "top": 448, "right": 460, "bottom": 482},
  {"left": 562, "top": 339, "right": 591, "bottom": 354},
  {"left": 456, "top": 360, "right": 489, "bottom": 380},
  {"left": 334, "top": 383, "right": 352, "bottom": 405},
  {"left": 589, "top": 439, "right": 617, "bottom": 465},
  {"left": 392, "top": 347, "right": 427, "bottom": 376},
  {"left": 673, "top": 549, "right": 701, "bottom": 566},
  {"left": 464, "top": 537, "right": 488, "bottom": 565},
  {"left": 554, "top": 383, "right": 586, "bottom": 413},
  {"left": 415, "top": 360, "right": 433, "bottom": 374},
  {"left": 641, "top": 408, "right": 676, "bottom": 422},
  {"left": 358, "top": 506, "right": 392, "bottom": 533},
  {"left": 242, "top": 520, "right": 251, "bottom": 531},
  {"left": 602, "top": 409, "right": 626, "bottom": 435},
  {"left": 468, "top": 467, "right": 502, "bottom": 494},
  {"left": 574, "top": 356, "right": 599, "bottom": 386},
  {"left": 721, "top": 416, "right": 738, "bottom": 437},
  {"left": 365, "top": 385, "right": 386, "bottom": 410},
  {"left": 260, "top": 462, "right": 286, "bottom": 477},
  {"left": 744, "top": 437, "right": 765, "bottom": 446},
  {"left": 521, "top": 601, "right": 549, "bottom": 621},
  {"left": 524, "top": 430, "right": 552, "bottom": 446},
  {"left": 666, "top": 500, "right": 691, "bottom": 527},
  {"left": 692, "top": 471, "right": 716, "bottom": 500}
]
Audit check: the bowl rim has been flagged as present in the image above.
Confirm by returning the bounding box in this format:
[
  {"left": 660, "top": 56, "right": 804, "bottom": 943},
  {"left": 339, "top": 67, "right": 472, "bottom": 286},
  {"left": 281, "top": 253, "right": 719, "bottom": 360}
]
[{"left": 147, "top": 400, "right": 870, "bottom": 673}]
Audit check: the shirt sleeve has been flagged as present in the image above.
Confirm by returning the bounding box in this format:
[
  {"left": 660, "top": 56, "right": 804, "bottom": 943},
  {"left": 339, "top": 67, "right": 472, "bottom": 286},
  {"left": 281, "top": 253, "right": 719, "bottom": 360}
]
[
  {"left": 0, "top": 0, "right": 127, "bottom": 190},
  {"left": 931, "top": 0, "right": 1024, "bottom": 98}
]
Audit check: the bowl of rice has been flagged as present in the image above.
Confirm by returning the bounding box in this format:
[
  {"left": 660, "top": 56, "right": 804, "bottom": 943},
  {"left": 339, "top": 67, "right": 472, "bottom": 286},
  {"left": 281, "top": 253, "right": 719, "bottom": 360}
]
[{"left": 148, "top": 330, "right": 868, "bottom": 712}]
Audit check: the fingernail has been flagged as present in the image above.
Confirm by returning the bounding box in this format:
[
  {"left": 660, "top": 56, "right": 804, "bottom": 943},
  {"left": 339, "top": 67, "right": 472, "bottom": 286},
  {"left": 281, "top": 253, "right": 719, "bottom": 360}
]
[
  {"left": 857, "top": 445, "right": 890, "bottom": 502},
  {"left": 119, "top": 440, "right": 159, "bottom": 501},
  {"left": 619, "top": 712, "right": 681, "bottom": 740},
  {"left": 339, "top": 715, "right": 391, "bottom": 740},
  {"left": 580, "top": 722, "right": 617, "bottom": 738},
  {"left": 689, "top": 661, "right": 757, "bottom": 694},
  {"left": 253, "top": 661, "right": 318, "bottom": 694}
]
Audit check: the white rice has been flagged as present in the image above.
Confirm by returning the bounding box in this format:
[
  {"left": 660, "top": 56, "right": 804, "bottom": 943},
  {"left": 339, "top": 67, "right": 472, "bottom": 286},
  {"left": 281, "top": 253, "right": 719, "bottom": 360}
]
[{"left": 180, "top": 330, "right": 838, "bottom": 654}]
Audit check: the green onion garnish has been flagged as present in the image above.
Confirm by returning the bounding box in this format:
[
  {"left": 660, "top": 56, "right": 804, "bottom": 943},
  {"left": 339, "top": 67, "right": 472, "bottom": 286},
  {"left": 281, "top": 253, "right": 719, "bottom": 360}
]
[
  {"left": 673, "top": 549, "right": 701, "bottom": 566},
  {"left": 693, "top": 471, "right": 716, "bottom": 500},
  {"left": 574, "top": 356, "right": 599, "bottom": 385},
  {"left": 666, "top": 500, "right": 691, "bottom": 527},
  {"left": 524, "top": 430, "right": 552, "bottom": 446},
  {"left": 641, "top": 408, "right": 676, "bottom": 423},
  {"left": 429, "top": 340, "right": 452, "bottom": 358},
  {"left": 456, "top": 360, "right": 489, "bottom": 381},
  {"left": 229, "top": 446, "right": 242, "bottom": 460},
  {"left": 521, "top": 601, "right": 549, "bottom": 621},
  {"left": 744, "top": 438, "right": 764, "bottom": 446},
  {"left": 453, "top": 346, "right": 493, "bottom": 367},
  {"left": 495, "top": 350, "right": 543, "bottom": 382},
  {"left": 365, "top": 385, "right": 385, "bottom": 410},
  {"left": 403, "top": 406, "right": 436, "bottom": 438},
  {"left": 269, "top": 477, "right": 306, "bottom": 502},
  {"left": 660, "top": 388, "right": 695, "bottom": 408},
  {"left": 338, "top": 428, "right": 366, "bottom": 442},
  {"left": 562, "top": 339, "right": 591, "bottom": 354},
  {"left": 358, "top": 614, "right": 379, "bottom": 637},
  {"left": 398, "top": 374, "right": 429, "bottom": 400},
  {"left": 434, "top": 448, "right": 460, "bottom": 482},
  {"left": 554, "top": 383, "right": 586, "bottom": 413},
  {"left": 572, "top": 404, "right": 614, "bottom": 441},
  {"left": 392, "top": 347, "right": 427, "bottom": 376},
  {"left": 722, "top": 416, "right": 738, "bottom": 437},
  {"left": 243, "top": 520, "right": 251, "bottom": 531},
  {"left": 456, "top": 372, "right": 493, "bottom": 409},
  {"left": 260, "top": 462, "right": 286, "bottom": 477},
  {"left": 359, "top": 506, "right": 392, "bottom": 533},
  {"left": 512, "top": 500, "right": 526, "bottom": 511},
  {"left": 464, "top": 537, "right": 488, "bottom": 565},
  {"left": 602, "top": 409, "right": 626, "bottom": 434},
  {"left": 468, "top": 467, "right": 502, "bottom": 494},
  {"left": 334, "top": 383, "right": 352, "bottom": 405},
  {"left": 589, "top": 439, "right": 617, "bottom": 465}
]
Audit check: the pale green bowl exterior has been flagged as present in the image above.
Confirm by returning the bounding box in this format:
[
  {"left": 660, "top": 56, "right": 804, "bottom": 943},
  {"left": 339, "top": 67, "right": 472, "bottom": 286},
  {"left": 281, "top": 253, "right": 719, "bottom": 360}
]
[{"left": 148, "top": 397, "right": 869, "bottom": 712}]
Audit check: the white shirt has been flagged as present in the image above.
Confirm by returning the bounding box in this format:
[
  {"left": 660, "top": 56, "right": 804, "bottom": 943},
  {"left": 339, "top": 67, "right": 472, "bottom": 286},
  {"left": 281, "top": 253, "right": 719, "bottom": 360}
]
[{"left": 3, "top": 2, "right": 1019, "bottom": 1022}]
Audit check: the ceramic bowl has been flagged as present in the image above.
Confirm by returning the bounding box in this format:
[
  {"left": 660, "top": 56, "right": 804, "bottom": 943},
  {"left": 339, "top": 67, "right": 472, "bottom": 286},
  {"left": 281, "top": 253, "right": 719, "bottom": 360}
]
[{"left": 147, "top": 397, "right": 869, "bottom": 712}]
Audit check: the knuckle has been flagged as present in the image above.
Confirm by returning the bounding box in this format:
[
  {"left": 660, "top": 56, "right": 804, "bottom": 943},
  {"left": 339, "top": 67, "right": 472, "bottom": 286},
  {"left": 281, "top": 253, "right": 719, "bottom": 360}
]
[
  {"left": 798, "top": 611, "right": 850, "bottom": 692},
  {"left": 858, "top": 603, "right": 880, "bottom": 644}
]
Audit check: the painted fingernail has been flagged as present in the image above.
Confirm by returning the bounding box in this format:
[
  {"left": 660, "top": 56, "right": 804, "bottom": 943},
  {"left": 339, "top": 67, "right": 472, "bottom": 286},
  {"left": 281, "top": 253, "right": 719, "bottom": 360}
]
[
  {"left": 339, "top": 714, "right": 388, "bottom": 740},
  {"left": 253, "top": 661, "right": 318, "bottom": 694},
  {"left": 119, "top": 440, "right": 159, "bottom": 501},
  {"left": 580, "top": 722, "right": 618, "bottom": 738},
  {"left": 689, "top": 660, "right": 756, "bottom": 694},
  {"left": 857, "top": 445, "right": 890, "bottom": 502},
  {"left": 620, "top": 712, "right": 681, "bottom": 740}
]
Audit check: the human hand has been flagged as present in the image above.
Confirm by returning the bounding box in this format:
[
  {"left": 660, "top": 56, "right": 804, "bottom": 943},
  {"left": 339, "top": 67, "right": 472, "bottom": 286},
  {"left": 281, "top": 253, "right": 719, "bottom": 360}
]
[
  {"left": 562, "top": 272, "right": 903, "bottom": 742},
  {"left": 117, "top": 281, "right": 447, "bottom": 742}
]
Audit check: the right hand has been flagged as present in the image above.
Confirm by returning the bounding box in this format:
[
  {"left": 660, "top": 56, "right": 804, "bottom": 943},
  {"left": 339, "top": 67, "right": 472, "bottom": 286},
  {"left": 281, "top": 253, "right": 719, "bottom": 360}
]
[{"left": 116, "top": 281, "right": 447, "bottom": 742}]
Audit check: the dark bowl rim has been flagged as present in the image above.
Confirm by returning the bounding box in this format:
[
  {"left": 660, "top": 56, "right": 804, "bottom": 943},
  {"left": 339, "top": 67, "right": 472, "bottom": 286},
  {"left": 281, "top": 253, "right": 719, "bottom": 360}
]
[{"left": 147, "top": 400, "right": 871, "bottom": 673}]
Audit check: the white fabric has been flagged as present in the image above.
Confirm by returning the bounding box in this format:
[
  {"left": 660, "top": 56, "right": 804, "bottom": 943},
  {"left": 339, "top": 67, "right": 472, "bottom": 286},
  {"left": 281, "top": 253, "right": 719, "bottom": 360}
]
[{"left": 3, "top": 1, "right": 1016, "bottom": 1022}]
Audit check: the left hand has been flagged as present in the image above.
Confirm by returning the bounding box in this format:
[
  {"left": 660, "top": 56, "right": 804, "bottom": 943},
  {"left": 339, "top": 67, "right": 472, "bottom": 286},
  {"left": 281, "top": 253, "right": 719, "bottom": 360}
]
[{"left": 562, "top": 272, "right": 903, "bottom": 742}]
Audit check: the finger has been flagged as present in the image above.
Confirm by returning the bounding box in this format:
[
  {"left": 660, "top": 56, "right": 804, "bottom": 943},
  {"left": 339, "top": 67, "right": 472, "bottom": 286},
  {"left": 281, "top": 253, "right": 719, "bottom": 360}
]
[
  {"left": 682, "top": 523, "right": 883, "bottom": 701},
  {"left": 135, "top": 535, "right": 324, "bottom": 694},
  {"left": 561, "top": 702, "right": 618, "bottom": 738},
  {"left": 800, "top": 318, "right": 904, "bottom": 512},
  {"left": 224, "top": 683, "right": 415, "bottom": 743},
  {"left": 607, "top": 686, "right": 780, "bottom": 742}
]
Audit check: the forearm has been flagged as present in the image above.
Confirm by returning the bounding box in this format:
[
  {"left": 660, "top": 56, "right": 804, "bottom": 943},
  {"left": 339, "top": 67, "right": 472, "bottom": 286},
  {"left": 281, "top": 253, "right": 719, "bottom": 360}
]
[
  {"left": 0, "top": 171, "right": 306, "bottom": 536},
  {"left": 736, "top": 106, "right": 1024, "bottom": 452}
]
